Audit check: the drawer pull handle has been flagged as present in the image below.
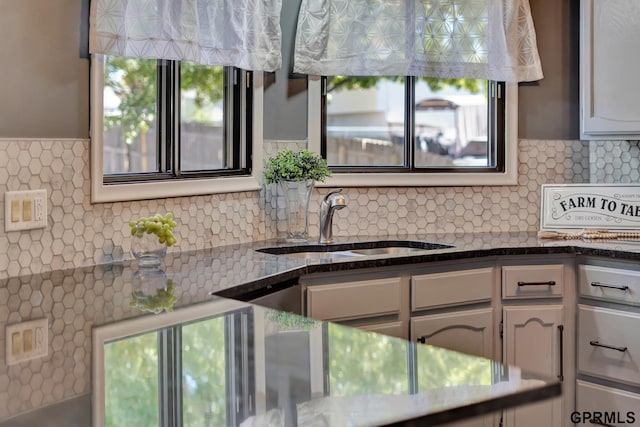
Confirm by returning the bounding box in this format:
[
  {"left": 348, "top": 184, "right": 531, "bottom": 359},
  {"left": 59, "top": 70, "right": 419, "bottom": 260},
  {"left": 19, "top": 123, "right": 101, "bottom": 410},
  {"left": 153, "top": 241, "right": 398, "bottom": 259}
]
[
  {"left": 517, "top": 280, "right": 556, "bottom": 287},
  {"left": 589, "top": 340, "right": 628, "bottom": 353},
  {"left": 417, "top": 336, "right": 427, "bottom": 344},
  {"left": 590, "top": 281, "right": 629, "bottom": 292}
]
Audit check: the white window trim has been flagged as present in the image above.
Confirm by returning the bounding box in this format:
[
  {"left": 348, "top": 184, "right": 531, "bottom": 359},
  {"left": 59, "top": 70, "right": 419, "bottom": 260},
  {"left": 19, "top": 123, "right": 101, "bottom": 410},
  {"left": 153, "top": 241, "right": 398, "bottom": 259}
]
[
  {"left": 89, "top": 55, "right": 263, "bottom": 203},
  {"left": 307, "top": 76, "right": 518, "bottom": 187}
]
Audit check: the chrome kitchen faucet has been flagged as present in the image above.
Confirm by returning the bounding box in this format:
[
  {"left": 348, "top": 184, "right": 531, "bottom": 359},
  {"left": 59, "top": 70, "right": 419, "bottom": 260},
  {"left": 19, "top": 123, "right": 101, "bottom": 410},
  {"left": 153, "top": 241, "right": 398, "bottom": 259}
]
[{"left": 319, "top": 188, "right": 346, "bottom": 244}]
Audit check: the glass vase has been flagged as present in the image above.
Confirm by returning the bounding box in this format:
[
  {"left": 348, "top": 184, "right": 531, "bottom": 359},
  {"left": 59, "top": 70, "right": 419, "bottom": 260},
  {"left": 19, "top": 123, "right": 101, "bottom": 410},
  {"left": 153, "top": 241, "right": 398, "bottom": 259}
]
[
  {"left": 279, "top": 179, "right": 314, "bottom": 242},
  {"left": 131, "top": 226, "right": 167, "bottom": 268},
  {"left": 130, "top": 269, "right": 177, "bottom": 314}
]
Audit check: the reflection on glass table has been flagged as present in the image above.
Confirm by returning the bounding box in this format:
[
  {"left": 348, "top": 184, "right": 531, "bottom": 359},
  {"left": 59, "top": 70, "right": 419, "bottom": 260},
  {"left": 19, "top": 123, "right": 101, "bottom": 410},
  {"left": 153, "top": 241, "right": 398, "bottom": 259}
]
[{"left": 93, "top": 297, "right": 560, "bottom": 427}]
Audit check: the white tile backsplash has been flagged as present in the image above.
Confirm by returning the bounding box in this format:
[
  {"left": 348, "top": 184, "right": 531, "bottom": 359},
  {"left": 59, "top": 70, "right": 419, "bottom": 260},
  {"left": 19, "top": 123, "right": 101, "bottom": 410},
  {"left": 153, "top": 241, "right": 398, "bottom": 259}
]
[{"left": 0, "top": 138, "right": 601, "bottom": 279}]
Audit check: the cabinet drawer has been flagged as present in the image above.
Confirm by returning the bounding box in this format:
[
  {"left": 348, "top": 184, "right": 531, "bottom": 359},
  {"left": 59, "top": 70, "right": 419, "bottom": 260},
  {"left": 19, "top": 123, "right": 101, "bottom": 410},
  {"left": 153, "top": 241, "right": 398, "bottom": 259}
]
[
  {"left": 502, "top": 265, "right": 564, "bottom": 299},
  {"left": 306, "top": 277, "right": 401, "bottom": 322},
  {"left": 578, "top": 305, "right": 640, "bottom": 386},
  {"left": 358, "top": 320, "right": 405, "bottom": 339},
  {"left": 411, "top": 267, "right": 494, "bottom": 311},
  {"left": 579, "top": 264, "right": 640, "bottom": 306},
  {"left": 576, "top": 380, "right": 640, "bottom": 425}
]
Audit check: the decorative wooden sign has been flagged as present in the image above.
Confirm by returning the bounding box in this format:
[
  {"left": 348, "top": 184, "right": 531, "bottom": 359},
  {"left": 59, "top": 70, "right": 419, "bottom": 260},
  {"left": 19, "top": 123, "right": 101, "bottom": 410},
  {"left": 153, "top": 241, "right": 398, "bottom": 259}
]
[{"left": 540, "top": 184, "right": 640, "bottom": 230}]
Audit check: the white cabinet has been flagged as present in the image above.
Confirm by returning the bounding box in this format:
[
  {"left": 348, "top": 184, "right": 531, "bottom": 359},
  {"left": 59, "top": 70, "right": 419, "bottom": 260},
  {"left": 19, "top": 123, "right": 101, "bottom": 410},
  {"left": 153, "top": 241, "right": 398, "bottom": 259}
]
[
  {"left": 410, "top": 266, "right": 496, "bottom": 427},
  {"left": 300, "top": 257, "right": 575, "bottom": 427},
  {"left": 301, "top": 274, "right": 407, "bottom": 339},
  {"left": 580, "top": 0, "right": 640, "bottom": 139},
  {"left": 578, "top": 305, "right": 640, "bottom": 386},
  {"left": 305, "top": 276, "right": 402, "bottom": 322},
  {"left": 502, "top": 305, "right": 565, "bottom": 427},
  {"left": 577, "top": 260, "right": 640, "bottom": 416},
  {"left": 500, "top": 260, "right": 574, "bottom": 427},
  {"left": 578, "top": 264, "right": 640, "bottom": 306},
  {"left": 502, "top": 264, "right": 564, "bottom": 299},
  {"left": 411, "top": 308, "right": 493, "bottom": 358},
  {"left": 411, "top": 267, "right": 494, "bottom": 311},
  {"left": 576, "top": 380, "right": 640, "bottom": 425},
  {"left": 410, "top": 266, "right": 495, "bottom": 358}
]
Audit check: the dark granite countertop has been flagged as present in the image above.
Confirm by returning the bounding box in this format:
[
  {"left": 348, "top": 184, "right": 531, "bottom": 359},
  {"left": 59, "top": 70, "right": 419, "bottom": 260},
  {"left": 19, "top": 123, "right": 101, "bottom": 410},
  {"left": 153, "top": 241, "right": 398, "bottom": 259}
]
[
  {"left": 91, "top": 296, "right": 560, "bottom": 427},
  {"left": 2, "top": 231, "right": 639, "bottom": 425}
]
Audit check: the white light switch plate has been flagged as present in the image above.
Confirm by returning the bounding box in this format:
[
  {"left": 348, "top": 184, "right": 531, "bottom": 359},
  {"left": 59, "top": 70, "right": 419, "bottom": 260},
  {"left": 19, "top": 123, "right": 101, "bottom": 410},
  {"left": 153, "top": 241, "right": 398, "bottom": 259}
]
[
  {"left": 4, "top": 189, "right": 47, "bottom": 232},
  {"left": 6, "top": 318, "right": 48, "bottom": 365}
]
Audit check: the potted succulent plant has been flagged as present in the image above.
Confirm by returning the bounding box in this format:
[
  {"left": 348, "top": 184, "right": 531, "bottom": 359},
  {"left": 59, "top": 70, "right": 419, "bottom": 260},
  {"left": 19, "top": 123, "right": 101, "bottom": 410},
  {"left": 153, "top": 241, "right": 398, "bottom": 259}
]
[{"left": 264, "top": 149, "right": 331, "bottom": 242}]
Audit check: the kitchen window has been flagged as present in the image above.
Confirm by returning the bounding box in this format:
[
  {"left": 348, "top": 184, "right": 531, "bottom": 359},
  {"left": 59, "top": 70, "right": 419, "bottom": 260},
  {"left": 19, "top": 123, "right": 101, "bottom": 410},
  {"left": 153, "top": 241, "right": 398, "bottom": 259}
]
[
  {"left": 308, "top": 78, "right": 518, "bottom": 187},
  {"left": 90, "top": 55, "right": 263, "bottom": 203},
  {"left": 101, "top": 307, "right": 254, "bottom": 427},
  {"left": 295, "top": 0, "right": 542, "bottom": 187}
]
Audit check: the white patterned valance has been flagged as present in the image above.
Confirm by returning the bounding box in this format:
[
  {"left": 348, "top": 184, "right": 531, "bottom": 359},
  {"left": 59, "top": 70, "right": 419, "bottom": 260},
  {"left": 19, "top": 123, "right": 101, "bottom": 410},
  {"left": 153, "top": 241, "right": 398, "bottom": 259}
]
[
  {"left": 293, "top": 0, "right": 543, "bottom": 82},
  {"left": 89, "top": 0, "right": 283, "bottom": 71}
]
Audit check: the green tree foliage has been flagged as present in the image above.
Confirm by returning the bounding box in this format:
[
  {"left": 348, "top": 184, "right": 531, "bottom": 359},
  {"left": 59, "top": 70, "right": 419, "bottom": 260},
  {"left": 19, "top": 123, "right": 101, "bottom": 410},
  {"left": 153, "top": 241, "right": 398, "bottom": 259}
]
[
  {"left": 102, "top": 316, "right": 227, "bottom": 427},
  {"left": 327, "top": 323, "right": 492, "bottom": 397},
  {"left": 180, "top": 62, "right": 224, "bottom": 109},
  {"left": 105, "top": 57, "right": 157, "bottom": 146},
  {"left": 104, "top": 332, "right": 160, "bottom": 427},
  {"left": 416, "top": 345, "right": 492, "bottom": 390},
  {"left": 104, "top": 58, "right": 225, "bottom": 146},
  {"left": 181, "top": 316, "right": 227, "bottom": 426},
  {"left": 327, "top": 323, "right": 409, "bottom": 396}
]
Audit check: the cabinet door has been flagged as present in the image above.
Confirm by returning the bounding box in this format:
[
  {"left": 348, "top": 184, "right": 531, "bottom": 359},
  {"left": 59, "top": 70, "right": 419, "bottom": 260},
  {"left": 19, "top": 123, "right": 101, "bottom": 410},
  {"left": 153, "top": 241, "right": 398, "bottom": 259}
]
[
  {"left": 413, "top": 308, "right": 495, "bottom": 427},
  {"left": 581, "top": 0, "right": 640, "bottom": 139},
  {"left": 502, "top": 305, "right": 564, "bottom": 427},
  {"left": 411, "top": 308, "right": 493, "bottom": 358}
]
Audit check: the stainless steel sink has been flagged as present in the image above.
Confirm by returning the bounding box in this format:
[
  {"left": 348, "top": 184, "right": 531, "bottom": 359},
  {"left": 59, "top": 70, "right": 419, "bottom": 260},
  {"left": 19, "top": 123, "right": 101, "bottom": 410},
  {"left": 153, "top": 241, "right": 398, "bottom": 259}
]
[
  {"left": 279, "top": 250, "right": 362, "bottom": 260},
  {"left": 256, "top": 240, "right": 454, "bottom": 259}
]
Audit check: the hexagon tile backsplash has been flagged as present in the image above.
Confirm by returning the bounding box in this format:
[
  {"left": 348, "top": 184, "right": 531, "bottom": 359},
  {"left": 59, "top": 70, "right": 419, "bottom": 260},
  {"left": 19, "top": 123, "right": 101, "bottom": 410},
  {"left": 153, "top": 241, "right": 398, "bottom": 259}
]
[{"left": 4, "top": 136, "right": 633, "bottom": 281}]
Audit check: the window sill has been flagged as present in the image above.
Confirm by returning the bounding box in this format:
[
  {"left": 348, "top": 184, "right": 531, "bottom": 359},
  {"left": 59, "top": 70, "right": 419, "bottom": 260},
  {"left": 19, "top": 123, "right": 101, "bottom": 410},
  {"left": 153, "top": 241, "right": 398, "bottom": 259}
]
[
  {"left": 315, "top": 170, "right": 517, "bottom": 188},
  {"left": 90, "top": 175, "right": 262, "bottom": 203}
]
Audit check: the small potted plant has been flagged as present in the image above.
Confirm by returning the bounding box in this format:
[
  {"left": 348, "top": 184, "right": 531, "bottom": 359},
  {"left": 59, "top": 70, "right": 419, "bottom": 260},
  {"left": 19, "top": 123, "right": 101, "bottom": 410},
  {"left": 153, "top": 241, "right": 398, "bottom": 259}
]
[
  {"left": 264, "top": 149, "right": 331, "bottom": 242},
  {"left": 129, "top": 213, "right": 178, "bottom": 267}
]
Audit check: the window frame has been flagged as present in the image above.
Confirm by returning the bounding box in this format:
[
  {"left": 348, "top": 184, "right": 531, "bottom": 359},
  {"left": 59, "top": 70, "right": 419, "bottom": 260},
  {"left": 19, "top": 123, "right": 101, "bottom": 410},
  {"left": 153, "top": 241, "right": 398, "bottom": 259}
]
[
  {"left": 90, "top": 54, "right": 264, "bottom": 203},
  {"left": 307, "top": 76, "right": 518, "bottom": 187}
]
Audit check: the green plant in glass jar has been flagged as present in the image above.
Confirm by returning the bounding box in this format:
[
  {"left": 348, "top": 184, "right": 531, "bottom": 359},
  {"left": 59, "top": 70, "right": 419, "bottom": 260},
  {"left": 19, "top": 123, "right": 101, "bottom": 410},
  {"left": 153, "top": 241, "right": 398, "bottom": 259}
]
[{"left": 264, "top": 149, "right": 331, "bottom": 242}]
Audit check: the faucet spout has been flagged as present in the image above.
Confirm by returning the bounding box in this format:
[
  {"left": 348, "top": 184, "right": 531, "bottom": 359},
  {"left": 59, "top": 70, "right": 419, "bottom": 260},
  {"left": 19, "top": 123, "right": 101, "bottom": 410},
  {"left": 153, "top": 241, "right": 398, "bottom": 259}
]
[{"left": 319, "top": 188, "right": 346, "bottom": 244}]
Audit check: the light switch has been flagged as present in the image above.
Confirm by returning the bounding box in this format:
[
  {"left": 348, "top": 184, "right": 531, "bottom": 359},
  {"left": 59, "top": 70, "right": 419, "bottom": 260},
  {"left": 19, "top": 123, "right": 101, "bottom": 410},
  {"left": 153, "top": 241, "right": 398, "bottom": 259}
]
[
  {"left": 22, "top": 329, "right": 33, "bottom": 353},
  {"left": 6, "top": 318, "right": 48, "bottom": 365},
  {"left": 22, "top": 199, "right": 32, "bottom": 222},
  {"left": 11, "top": 332, "right": 21, "bottom": 356},
  {"left": 11, "top": 200, "right": 20, "bottom": 222},
  {"left": 5, "top": 190, "right": 47, "bottom": 232}
]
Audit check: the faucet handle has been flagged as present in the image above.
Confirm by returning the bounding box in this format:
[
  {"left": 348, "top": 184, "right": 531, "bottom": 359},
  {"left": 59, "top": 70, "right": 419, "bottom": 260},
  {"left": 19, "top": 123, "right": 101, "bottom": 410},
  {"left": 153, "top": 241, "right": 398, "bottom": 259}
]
[{"left": 323, "top": 188, "right": 343, "bottom": 201}]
